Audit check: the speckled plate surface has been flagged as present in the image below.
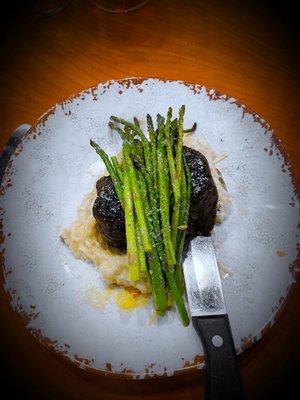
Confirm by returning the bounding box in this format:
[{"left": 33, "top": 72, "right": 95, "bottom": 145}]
[{"left": 0, "top": 78, "right": 299, "bottom": 378}]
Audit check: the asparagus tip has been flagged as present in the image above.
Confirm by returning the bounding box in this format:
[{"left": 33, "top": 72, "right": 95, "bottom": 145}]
[
  {"left": 157, "top": 114, "right": 165, "bottom": 129},
  {"left": 184, "top": 122, "right": 197, "bottom": 134},
  {"left": 110, "top": 115, "right": 118, "bottom": 122},
  {"left": 133, "top": 117, "right": 140, "bottom": 127},
  {"left": 90, "top": 139, "right": 98, "bottom": 149},
  {"left": 90, "top": 140, "right": 105, "bottom": 158}
]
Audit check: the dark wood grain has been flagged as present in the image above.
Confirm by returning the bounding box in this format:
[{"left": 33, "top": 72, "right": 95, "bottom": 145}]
[{"left": 0, "top": 1, "right": 299, "bottom": 399}]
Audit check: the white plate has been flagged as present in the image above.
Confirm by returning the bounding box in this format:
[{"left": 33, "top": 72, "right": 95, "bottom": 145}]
[{"left": 0, "top": 78, "right": 299, "bottom": 378}]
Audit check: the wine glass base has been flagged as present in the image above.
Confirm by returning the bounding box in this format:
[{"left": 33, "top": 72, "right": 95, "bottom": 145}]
[{"left": 90, "top": 0, "right": 149, "bottom": 13}]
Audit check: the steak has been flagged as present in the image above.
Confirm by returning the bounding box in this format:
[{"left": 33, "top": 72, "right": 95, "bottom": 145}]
[
  {"left": 93, "top": 146, "right": 218, "bottom": 248},
  {"left": 183, "top": 146, "right": 218, "bottom": 236},
  {"left": 93, "top": 176, "right": 126, "bottom": 248}
]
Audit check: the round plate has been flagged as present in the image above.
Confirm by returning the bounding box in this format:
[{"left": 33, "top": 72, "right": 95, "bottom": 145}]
[{"left": 0, "top": 78, "right": 299, "bottom": 378}]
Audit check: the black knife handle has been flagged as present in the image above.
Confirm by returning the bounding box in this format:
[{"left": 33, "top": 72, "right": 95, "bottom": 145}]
[{"left": 192, "top": 315, "right": 245, "bottom": 400}]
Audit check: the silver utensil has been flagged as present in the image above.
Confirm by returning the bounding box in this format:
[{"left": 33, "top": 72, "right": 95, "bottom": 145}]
[{"left": 0, "top": 124, "right": 31, "bottom": 181}]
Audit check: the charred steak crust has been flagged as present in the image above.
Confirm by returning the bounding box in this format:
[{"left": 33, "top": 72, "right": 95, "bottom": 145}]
[
  {"left": 93, "top": 176, "right": 126, "bottom": 248},
  {"left": 93, "top": 146, "right": 218, "bottom": 248},
  {"left": 183, "top": 146, "right": 218, "bottom": 236}
]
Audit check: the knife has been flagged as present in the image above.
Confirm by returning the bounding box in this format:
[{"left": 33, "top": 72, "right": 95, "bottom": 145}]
[
  {"left": 0, "top": 124, "right": 31, "bottom": 181},
  {"left": 183, "top": 236, "right": 245, "bottom": 400}
]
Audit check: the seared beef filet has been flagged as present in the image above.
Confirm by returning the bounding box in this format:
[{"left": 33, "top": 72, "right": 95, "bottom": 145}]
[
  {"left": 183, "top": 146, "right": 218, "bottom": 236},
  {"left": 93, "top": 146, "right": 218, "bottom": 248},
  {"left": 93, "top": 176, "right": 126, "bottom": 249}
]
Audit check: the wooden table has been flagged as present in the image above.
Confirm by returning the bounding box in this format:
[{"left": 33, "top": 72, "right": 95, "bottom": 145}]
[{"left": 0, "top": 1, "right": 299, "bottom": 398}]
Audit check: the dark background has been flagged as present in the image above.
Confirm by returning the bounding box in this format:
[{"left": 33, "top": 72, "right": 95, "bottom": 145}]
[{"left": 0, "top": 1, "right": 299, "bottom": 399}]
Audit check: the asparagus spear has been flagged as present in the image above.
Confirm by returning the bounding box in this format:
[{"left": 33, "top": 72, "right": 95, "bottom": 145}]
[
  {"left": 138, "top": 170, "right": 167, "bottom": 316},
  {"left": 165, "top": 270, "right": 189, "bottom": 326},
  {"left": 111, "top": 156, "right": 123, "bottom": 183},
  {"left": 109, "top": 122, "right": 132, "bottom": 144},
  {"left": 136, "top": 225, "right": 147, "bottom": 272},
  {"left": 110, "top": 116, "right": 153, "bottom": 183},
  {"left": 146, "top": 114, "right": 155, "bottom": 142},
  {"left": 123, "top": 163, "right": 139, "bottom": 281},
  {"left": 90, "top": 140, "right": 123, "bottom": 204},
  {"left": 123, "top": 143, "right": 152, "bottom": 253},
  {"left": 171, "top": 106, "right": 186, "bottom": 245},
  {"left": 165, "top": 107, "right": 180, "bottom": 203},
  {"left": 146, "top": 115, "right": 163, "bottom": 250},
  {"left": 111, "top": 116, "right": 147, "bottom": 141},
  {"left": 157, "top": 121, "right": 176, "bottom": 266},
  {"left": 175, "top": 155, "right": 191, "bottom": 292},
  {"left": 109, "top": 123, "right": 144, "bottom": 163},
  {"left": 147, "top": 114, "right": 158, "bottom": 193},
  {"left": 175, "top": 106, "right": 185, "bottom": 181}
]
